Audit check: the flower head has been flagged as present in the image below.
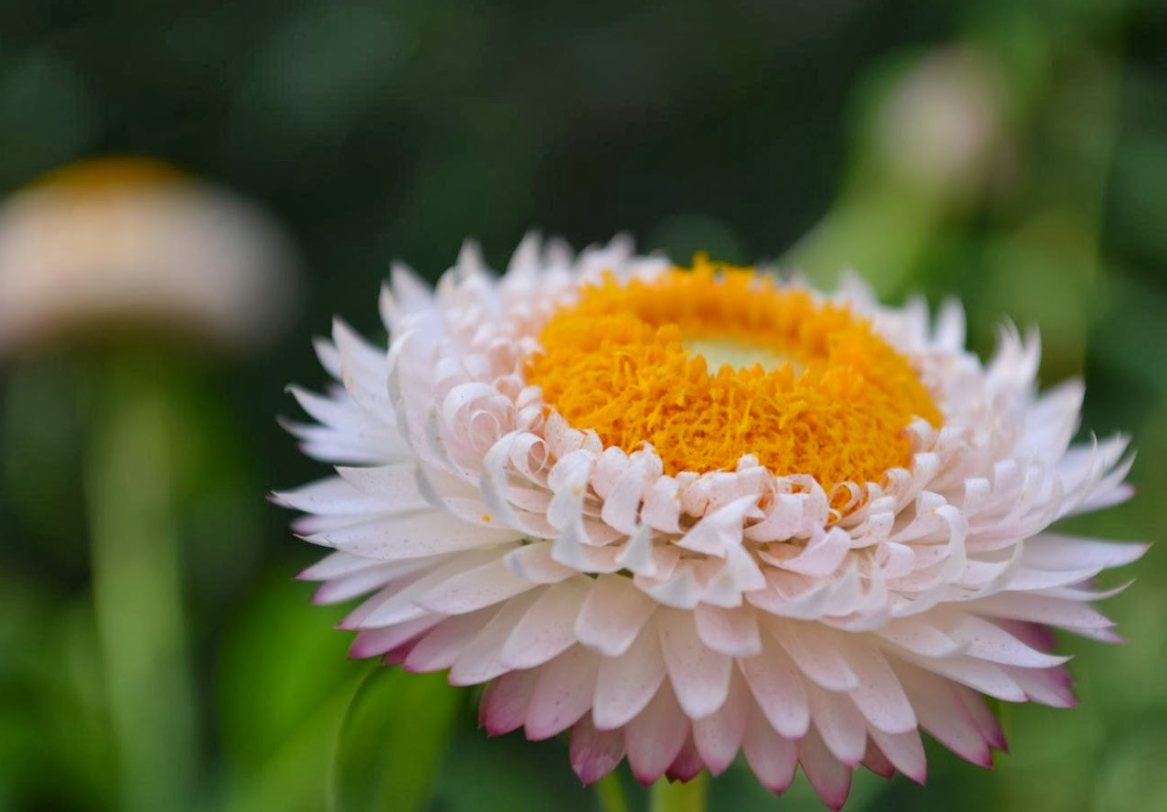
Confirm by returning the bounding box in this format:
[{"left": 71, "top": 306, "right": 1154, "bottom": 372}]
[
  {"left": 279, "top": 235, "right": 1142, "bottom": 809},
  {"left": 0, "top": 156, "right": 299, "bottom": 357}
]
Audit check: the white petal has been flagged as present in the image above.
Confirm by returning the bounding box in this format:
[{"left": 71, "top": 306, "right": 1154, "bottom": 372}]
[
  {"left": 308, "top": 510, "right": 522, "bottom": 559},
  {"left": 692, "top": 671, "right": 750, "bottom": 774},
  {"left": 768, "top": 619, "right": 860, "bottom": 692},
  {"left": 500, "top": 577, "right": 590, "bottom": 670},
  {"left": 807, "top": 684, "right": 868, "bottom": 766},
  {"left": 694, "top": 604, "right": 762, "bottom": 657},
  {"left": 593, "top": 624, "right": 667, "bottom": 730},
  {"left": 524, "top": 645, "right": 599, "bottom": 740},
  {"left": 574, "top": 574, "right": 657, "bottom": 657},
  {"left": 843, "top": 644, "right": 917, "bottom": 734},
  {"left": 738, "top": 636, "right": 810, "bottom": 739},
  {"left": 657, "top": 608, "right": 733, "bottom": 719},
  {"left": 415, "top": 556, "right": 538, "bottom": 615}
]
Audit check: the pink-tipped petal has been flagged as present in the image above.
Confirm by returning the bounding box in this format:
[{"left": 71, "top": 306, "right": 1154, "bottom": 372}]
[
  {"left": 625, "top": 684, "right": 690, "bottom": 786},
  {"left": 480, "top": 668, "right": 540, "bottom": 736},
  {"left": 524, "top": 645, "right": 599, "bottom": 740},
  {"left": 570, "top": 714, "right": 626, "bottom": 785},
  {"left": 799, "top": 728, "right": 853, "bottom": 811}
]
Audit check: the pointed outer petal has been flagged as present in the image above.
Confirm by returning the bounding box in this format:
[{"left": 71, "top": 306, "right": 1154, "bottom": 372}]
[
  {"left": 867, "top": 727, "right": 927, "bottom": 784},
  {"left": 624, "top": 684, "right": 690, "bottom": 786},
  {"left": 359, "top": 550, "right": 509, "bottom": 627},
  {"left": 272, "top": 476, "right": 388, "bottom": 515},
  {"left": 1066, "top": 480, "right": 1135, "bottom": 517},
  {"left": 768, "top": 619, "right": 861, "bottom": 692},
  {"left": 693, "top": 670, "right": 750, "bottom": 775},
  {"left": 524, "top": 645, "right": 600, "bottom": 740},
  {"left": 960, "top": 592, "right": 1118, "bottom": 637},
  {"left": 499, "top": 576, "right": 591, "bottom": 670},
  {"left": 738, "top": 636, "right": 811, "bottom": 739},
  {"left": 300, "top": 550, "right": 405, "bottom": 581},
  {"left": 642, "top": 476, "right": 683, "bottom": 534},
  {"left": 334, "top": 464, "right": 432, "bottom": 510},
  {"left": 860, "top": 740, "right": 895, "bottom": 779},
  {"left": 1018, "top": 534, "right": 1149, "bottom": 572},
  {"left": 1005, "top": 565, "right": 1116, "bottom": 592},
  {"left": 307, "top": 509, "right": 523, "bottom": 559},
  {"left": 348, "top": 615, "right": 442, "bottom": 659},
  {"left": 1005, "top": 665, "right": 1077, "bottom": 708},
  {"left": 899, "top": 653, "right": 1027, "bottom": 702},
  {"left": 769, "top": 528, "right": 852, "bottom": 578},
  {"left": 657, "top": 608, "right": 734, "bottom": 720},
  {"left": 806, "top": 684, "right": 868, "bottom": 766},
  {"left": 843, "top": 644, "right": 917, "bottom": 734},
  {"left": 313, "top": 563, "right": 404, "bottom": 604},
  {"left": 934, "top": 297, "right": 966, "bottom": 349},
  {"left": 940, "top": 615, "right": 1070, "bottom": 668},
  {"left": 675, "top": 495, "right": 762, "bottom": 556},
  {"left": 414, "top": 556, "right": 540, "bottom": 615},
  {"left": 798, "top": 728, "right": 854, "bottom": 812},
  {"left": 741, "top": 709, "right": 798, "bottom": 793},
  {"left": 503, "top": 543, "right": 577, "bottom": 584},
  {"left": 892, "top": 664, "right": 994, "bottom": 767},
  {"left": 574, "top": 574, "right": 657, "bottom": 657},
  {"left": 404, "top": 607, "right": 499, "bottom": 672},
  {"left": 694, "top": 604, "right": 763, "bottom": 657},
  {"left": 313, "top": 336, "right": 342, "bottom": 378},
  {"left": 953, "top": 685, "right": 1008, "bottom": 751},
  {"left": 593, "top": 623, "right": 668, "bottom": 730},
  {"left": 873, "top": 618, "right": 963, "bottom": 658},
  {"left": 666, "top": 736, "right": 705, "bottom": 782},
  {"left": 480, "top": 668, "right": 541, "bottom": 736},
  {"left": 449, "top": 588, "right": 544, "bottom": 686},
  {"left": 1039, "top": 580, "right": 1134, "bottom": 604},
  {"left": 570, "top": 714, "right": 627, "bottom": 785},
  {"left": 389, "top": 261, "right": 435, "bottom": 316}
]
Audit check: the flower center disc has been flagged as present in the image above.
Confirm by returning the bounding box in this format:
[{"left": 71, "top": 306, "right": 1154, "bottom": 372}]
[{"left": 525, "top": 258, "right": 942, "bottom": 493}]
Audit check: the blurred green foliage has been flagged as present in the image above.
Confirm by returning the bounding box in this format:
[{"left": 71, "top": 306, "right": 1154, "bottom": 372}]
[{"left": 1, "top": 0, "right": 1166, "bottom": 810}]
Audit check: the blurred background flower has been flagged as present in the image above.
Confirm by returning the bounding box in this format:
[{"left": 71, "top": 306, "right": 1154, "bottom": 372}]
[{"left": 0, "top": 1, "right": 1164, "bottom": 811}]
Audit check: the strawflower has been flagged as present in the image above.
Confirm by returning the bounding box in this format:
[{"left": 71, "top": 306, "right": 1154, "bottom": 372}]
[{"left": 279, "top": 236, "right": 1142, "bottom": 809}]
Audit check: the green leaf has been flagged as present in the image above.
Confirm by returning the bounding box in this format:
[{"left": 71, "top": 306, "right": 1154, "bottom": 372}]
[{"left": 332, "top": 667, "right": 461, "bottom": 812}]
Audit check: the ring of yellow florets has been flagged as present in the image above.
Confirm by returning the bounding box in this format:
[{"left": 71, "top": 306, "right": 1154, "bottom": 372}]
[{"left": 524, "top": 258, "right": 942, "bottom": 501}]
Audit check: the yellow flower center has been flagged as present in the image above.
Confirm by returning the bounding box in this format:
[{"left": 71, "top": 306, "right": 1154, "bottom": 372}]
[{"left": 525, "top": 258, "right": 942, "bottom": 495}]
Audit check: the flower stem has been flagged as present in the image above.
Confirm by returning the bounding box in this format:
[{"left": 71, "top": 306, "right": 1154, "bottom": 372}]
[
  {"left": 648, "top": 775, "right": 709, "bottom": 812},
  {"left": 594, "top": 773, "right": 631, "bottom": 812},
  {"left": 87, "top": 356, "right": 199, "bottom": 812}
]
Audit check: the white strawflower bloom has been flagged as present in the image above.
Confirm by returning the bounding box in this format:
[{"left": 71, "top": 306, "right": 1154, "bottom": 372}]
[
  {"left": 279, "top": 235, "right": 1142, "bottom": 809},
  {"left": 0, "top": 156, "right": 298, "bottom": 356}
]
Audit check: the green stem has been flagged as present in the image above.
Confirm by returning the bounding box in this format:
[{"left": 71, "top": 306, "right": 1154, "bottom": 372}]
[
  {"left": 648, "top": 774, "right": 708, "bottom": 812},
  {"left": 594, "top": 772, "right": 631, "bottom": 812},
  {"left": 87, "top": 358, "right": 199, "bottom": 812}
]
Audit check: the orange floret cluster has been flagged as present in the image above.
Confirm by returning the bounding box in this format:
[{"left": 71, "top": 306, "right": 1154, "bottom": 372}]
[{"left": 524, "top": 259, "right": 942, "bottom": 493}]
